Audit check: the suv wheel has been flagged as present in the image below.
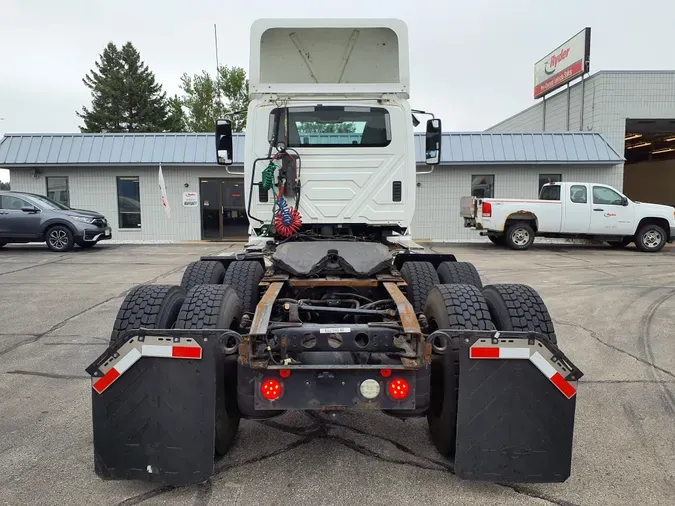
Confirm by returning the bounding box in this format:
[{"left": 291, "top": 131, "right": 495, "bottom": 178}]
[{"left": 46, "top": 225, "right": 74, "bottom": 252}]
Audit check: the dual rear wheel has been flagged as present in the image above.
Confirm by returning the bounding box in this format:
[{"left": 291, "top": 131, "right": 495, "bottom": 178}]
[
  {"left": 110, "top": 259, "right": 265, "bottom": 456},
  {"left": 400, "top": 259, "right": 556, "bottom": 459}
]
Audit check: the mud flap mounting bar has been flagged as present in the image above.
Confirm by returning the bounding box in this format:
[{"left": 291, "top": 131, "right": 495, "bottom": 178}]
[{"left": 451, "top": 330, "right": 583, "bottom": 483}]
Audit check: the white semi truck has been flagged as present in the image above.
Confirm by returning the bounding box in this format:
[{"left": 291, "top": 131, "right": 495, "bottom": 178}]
[
  {"left": 87, "top": 19, "right": 583, "bottom": 486},
  {"left": 461, "top": 181, "right": 675, "bottom": 252}
]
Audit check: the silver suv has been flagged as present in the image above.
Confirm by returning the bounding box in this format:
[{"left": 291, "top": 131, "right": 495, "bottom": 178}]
[{"left": 0, "top": 191, "right": 112, "bottom": 252}]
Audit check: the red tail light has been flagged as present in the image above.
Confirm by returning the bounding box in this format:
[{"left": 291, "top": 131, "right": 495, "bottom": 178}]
[
  {"left": 261, "top": 379, "right": 283, "bottom": 401},
  {"left": 482, "top": 202, "right": 492, "bottom": 217},
  {"left": 388, "top": 378, "right": 410, "bottom": 400}
]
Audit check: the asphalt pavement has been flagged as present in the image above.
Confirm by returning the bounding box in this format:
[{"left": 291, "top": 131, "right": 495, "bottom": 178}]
[{"left": 0, "top": 241, "right": 674, "bottom": 506}]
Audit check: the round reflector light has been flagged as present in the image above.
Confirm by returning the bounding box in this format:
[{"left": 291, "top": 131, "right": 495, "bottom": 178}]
[
  {"left": 359, "top": 379, "right": 381, "bottom": 400},
  {"left": 261, "top": 379, "right": 283, "bottom": 401},
  {"left": 388, "top": 378, "right": 410, "bottom": 400},
  {"left": 380, "top": 368, "right": 392, "bottom": 378},
  {"left": 279, "top": 369, "right": 291, "bottom": 378}
]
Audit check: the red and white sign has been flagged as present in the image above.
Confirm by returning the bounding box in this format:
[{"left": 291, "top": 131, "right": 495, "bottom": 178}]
[{"left": 534, "top": 28, "right": 591, "bottom": 99}]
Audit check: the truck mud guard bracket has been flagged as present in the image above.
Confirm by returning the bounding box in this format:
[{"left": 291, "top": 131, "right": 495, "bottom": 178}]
[
  {"left": 452, "top": 331, "right": 583, "bottom": 483},
  {"left": 86, "top": 329, "right": 241, "bottom": 486}
]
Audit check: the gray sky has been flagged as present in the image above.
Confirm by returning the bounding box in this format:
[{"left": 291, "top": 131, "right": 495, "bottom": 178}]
[{"left": 2, "top": 0, "right": 674, "bottom": 182}]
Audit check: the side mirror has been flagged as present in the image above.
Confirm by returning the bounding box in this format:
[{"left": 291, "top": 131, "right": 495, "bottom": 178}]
[
  {"left": 621, "top": 196, "right": 629, "bottom": 206},
  {"left": 425, "top": 118, "right": 442, "bottom": 165},
  {"left": 21, "top": 206, "right": 39, "bottom": 213},
  {"left": 215, "top": 119, "right": 233, "bottom": 166}
]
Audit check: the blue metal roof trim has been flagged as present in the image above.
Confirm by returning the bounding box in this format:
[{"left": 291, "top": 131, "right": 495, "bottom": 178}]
[{"left": 0, "top": 131, "right": 624, "bottom": 166}]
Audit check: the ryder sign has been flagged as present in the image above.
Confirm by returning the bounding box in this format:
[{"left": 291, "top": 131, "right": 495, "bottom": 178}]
[{"left": 534, "top": 28, "right": 591, "bottom": 99}]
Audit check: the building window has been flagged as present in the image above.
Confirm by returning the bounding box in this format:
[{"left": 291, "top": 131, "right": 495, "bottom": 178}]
[
  {"left": 471, "top": 175, "right": 494, "bottom": 198},
  {"left": 539, "top": 174, "right": 562, "bottom": 192},
  {"left": 46, "top": 177, "right": 70, "bottom": 207},
  {"left": 117, "top": 176, "right": 141, "bottom": 228}
]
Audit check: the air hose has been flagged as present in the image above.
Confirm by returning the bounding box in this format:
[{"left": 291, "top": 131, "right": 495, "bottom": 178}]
[{"left": 261, "top": 160, "right": 302, "bottom": 238}]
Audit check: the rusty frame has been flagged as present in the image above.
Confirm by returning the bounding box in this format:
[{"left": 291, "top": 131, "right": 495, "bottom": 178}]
[{"left": 382, "top": 282, "right": 421, "bottom": 335}]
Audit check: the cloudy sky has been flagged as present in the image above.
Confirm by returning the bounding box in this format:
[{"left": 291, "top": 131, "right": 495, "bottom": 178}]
[{"left": 1, "top": 0, "right": 674, "bottom": 182}]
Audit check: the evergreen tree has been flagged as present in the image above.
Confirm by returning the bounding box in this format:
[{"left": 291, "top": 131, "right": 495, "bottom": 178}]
[{"left": 77, "top": 42, "right": 174, "bottom": 133}]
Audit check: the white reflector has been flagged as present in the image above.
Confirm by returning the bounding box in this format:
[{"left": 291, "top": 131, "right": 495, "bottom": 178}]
[{"left": 359, "top": 379, "right": 381, "bottom": 400}]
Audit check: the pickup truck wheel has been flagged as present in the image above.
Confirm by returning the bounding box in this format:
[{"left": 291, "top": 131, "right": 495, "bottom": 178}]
[
  {"left": 437, "top": 261, "right": 482, "bottom": 288},
  {"left": 175, "top": 284, "right": 243, "bottom": 456},
  {"left": 635, "top": 224, "right": 667, "bottom": 253},
  {"left": 424, "top": 284, "right": 494, "bottom": 458},
  {"left": 607, "top": 237, "right": 632, "bottom": 248},
  {"left": 180, "top": 260, "right": 226, "bottom": 292},
  {"left": 482, "top": 284, "right": 557, "bottom": 345},
  {"left": 110, "top": 284, "right": 186, "bottom": 346},
  {"left": 505, "top": 222, "right": 535, "bottom": 250},
  {"left": 400, "top": 261, "right": 440, "bottom": 313}
]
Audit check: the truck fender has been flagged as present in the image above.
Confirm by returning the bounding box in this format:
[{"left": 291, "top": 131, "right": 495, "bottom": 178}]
[{"left": 503, "top": 212, "right": 539, "bottom": 232}]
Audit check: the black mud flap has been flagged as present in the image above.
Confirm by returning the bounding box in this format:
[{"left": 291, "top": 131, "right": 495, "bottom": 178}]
[
  {"left": 85, "top": 330, "right": 235, "bottom": 486},
  {"left": 454, "top": 332, "right": 583, "bottom": 483}
]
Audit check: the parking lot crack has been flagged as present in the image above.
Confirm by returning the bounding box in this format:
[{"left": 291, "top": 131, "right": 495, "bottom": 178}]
[
  {"left": 6, "top": 370, "right": 89, "bottom": 380},
  {"left": 554, "top": 319, "right": 675, "bottom": 379}
]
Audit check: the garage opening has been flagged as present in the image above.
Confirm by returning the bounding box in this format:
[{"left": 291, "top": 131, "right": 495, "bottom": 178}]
[{"left": 623, "top": 118, "right": 675, "bottom": 207}]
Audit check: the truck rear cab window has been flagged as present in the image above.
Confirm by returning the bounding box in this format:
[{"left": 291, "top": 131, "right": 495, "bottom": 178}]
[
  {"left": 593, "top": 186, "right": 623, "bottom": 205},
  {"left": 570, "top": 185, "right": 588, "bottom": 204},
  {"left": 539, "top": 185, "right": 561, "bottom": 201},
  {"left": 269, "top": 106, "right": 391, "bottom": 147}
]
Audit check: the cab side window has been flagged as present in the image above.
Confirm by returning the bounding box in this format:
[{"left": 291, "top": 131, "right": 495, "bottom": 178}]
[
  {"left": 0, "top": 195, "right": 30, "bottom": 210},
  {"left": 593, "top": 186, "right": 623, "bottom": 206},
  {"left": 570, "top": 185, "right": 587, "bottom": 204},
  {"left": 540, "top": 185, "right": 561, "bottom": 201}
]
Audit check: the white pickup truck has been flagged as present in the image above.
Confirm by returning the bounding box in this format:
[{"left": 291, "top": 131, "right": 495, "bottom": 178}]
[{"left": 460, "top": 182, "right": 675, "bottom": 252}]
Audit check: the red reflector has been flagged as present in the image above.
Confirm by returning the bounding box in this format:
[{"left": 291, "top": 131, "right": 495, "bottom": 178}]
[
  {"left": 172, "top": 346, "right": 201, "bottom": 359},
  {"left": 388, "top": 378, "right": 409, "bottom": 400},
  {"left": 550, "top": 372, "right": 577, "bottom": 399},
  {"left": 279, "top": 369, "right": 291, "bottom": 378},
  {"left": 482, "top": 202, "right": 492, "bottom": 217},
  {"left": 470, "top": 347, "right": 500, "bottom": 359},
  {"left": 261, "top": 379, "right": 283, "bottom": 401},
  {"left": 93, "top": 368, "right": 120, "bottom": 394},
  {"left": 380, "top": 368, "right": 392, "bottom": 378}
]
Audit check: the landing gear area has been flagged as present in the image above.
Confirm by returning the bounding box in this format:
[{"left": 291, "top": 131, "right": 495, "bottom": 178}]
[{"left": 86, "top": 247, "right": 582, "bottom": 486}]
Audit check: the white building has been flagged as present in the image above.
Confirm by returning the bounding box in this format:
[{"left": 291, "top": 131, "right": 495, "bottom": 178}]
[
  {"left": 489, "top": 70, "right": 675, "bottom": 208},
  {"left": 0, "top": 130, "right": 622, "bottom": 242}
]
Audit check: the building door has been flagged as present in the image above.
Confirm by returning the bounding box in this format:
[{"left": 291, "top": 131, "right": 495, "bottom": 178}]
[{"left": 200, "top": 178, "right": 249, "bottom": 240}]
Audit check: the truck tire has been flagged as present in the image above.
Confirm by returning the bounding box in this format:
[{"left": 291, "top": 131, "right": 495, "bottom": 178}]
[
  {"left": 437, "top": 261, "right": 483, "bottom": 288},
  {"left": 424, "top": 284, "right": 494, "bottom": 458},
  {"left": 505, "top": 222, "right": 535, "bottom": 250},
  {"left": 608, "top": 237, "right": 632, "bottom": 248},
  {"left": 180, "top": 260, "right": 226, "bottom": 292},
  {"left": 175, "top": 284, "right": 243, "bottom": 456},
  {"left": 482, "top": 284, "right": 557, "bottom": 345},
  {"left": 110, "top": 284, "right": 186, "bottom": 346},
  {"left": 635, "top": 223, "right": 667, "bottom": 253},
  {"left": 400, "top": 261, "right": 440, "bottom": 313},
  {"left": 223, "top": 261, "right": 265, "bottom": 314}
]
